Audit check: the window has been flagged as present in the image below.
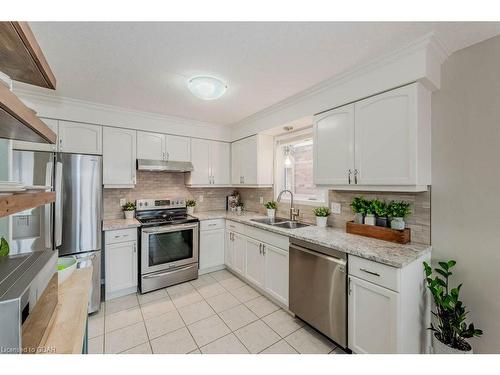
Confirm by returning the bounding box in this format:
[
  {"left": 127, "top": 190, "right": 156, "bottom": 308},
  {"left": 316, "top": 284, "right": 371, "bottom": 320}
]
[{"left": 274, "top": 129, "right": 327, "bottom": 205}]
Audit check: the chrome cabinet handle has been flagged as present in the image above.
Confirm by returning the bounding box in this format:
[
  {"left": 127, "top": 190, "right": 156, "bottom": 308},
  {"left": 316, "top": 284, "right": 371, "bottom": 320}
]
[
  {"left": 262, "top": 244, "right": 266, "bottom": 255},
  {"left": 259, "top": 243, "right": 262, "bottom": 254},
  {"left": 359, "top": 268, "right": 380, "bottom": 277},
  {"left": 133, "top": 243, "right": 136, "bottom": 253},
  {"left": 348, "top": 277, "right": 352, "bottom": 295},
  {"left": 348, "top": 169, "right": 352, "bottom": 184},
  {"left": 166, "top": 152, "right": 169, "bottom": 161},
  {"left": 354, "top": 169, "right": 359, "bottom": 184}
]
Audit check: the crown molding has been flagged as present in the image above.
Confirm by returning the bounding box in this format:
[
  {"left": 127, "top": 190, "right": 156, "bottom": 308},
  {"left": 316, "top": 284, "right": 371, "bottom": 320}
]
[{"left": 231, "top": 33, "right": 449, "bottom": 130}]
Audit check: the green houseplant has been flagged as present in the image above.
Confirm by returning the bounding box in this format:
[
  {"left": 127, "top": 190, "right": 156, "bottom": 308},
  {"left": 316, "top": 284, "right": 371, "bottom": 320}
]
[
  {"left": 264, "top": 201, "right": 277, "bottom": 219},
  {"left": 372, "top": 199, "right": 389, "bottom": 227},
  {"left": 423, "top": 260, "right": 483, "bottom": 353},
  {"left": 186, "top": 199, "right": 196, "bottom": 215},
  {"left": 122, "top": 201, "right": 136, "bottom": 219},
  {"left": 350, "top": 197, "right": 367, "bottom": 224},
  {"left": 388, "top": 201, "right": 411, "bottom": 230},
  {"left": 0, "top": 236, "right": 9, "bottom": 257},
  {"left": 313, "top": 206, "right": 331, "bottom": 228},
  {"left": 364, "top": 199, "right": 376, "bottom": 226}
]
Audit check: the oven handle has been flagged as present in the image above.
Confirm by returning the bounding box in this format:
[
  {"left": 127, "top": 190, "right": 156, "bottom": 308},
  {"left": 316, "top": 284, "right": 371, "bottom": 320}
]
[
  {"left": 142, "top": 222, "right": 199, "bottom": 234},
  {"left": 143, "top": 264, "right": 197, "bottom": 279}
]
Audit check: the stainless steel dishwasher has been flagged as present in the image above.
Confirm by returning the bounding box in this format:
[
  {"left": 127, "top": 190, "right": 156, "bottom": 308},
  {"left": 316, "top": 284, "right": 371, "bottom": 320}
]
[{"left": 289, "top": 238, "right": 347, "bottom": 348}]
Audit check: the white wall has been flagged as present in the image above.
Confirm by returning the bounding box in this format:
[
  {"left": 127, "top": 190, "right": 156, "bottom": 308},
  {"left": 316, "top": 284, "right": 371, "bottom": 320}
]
[{"left": 432, "top": 34, "right": 500, "bottom": 353}]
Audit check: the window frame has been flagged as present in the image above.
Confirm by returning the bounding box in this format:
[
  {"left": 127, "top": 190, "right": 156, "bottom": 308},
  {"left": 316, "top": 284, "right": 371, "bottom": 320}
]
[{"left": 273, "top": 128, "right": 328, "bottom": 206}]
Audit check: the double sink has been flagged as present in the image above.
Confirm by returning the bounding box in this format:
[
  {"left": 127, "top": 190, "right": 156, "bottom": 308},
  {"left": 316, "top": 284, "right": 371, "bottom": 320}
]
[{"left": 250, "top": 217, "right": 310, "bottom": 229}]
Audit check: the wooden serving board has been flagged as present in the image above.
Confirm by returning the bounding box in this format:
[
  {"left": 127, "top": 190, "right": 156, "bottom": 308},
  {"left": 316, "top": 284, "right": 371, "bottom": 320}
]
[{"left": 346, "top": 221, "right": 411, "bottom": 244}]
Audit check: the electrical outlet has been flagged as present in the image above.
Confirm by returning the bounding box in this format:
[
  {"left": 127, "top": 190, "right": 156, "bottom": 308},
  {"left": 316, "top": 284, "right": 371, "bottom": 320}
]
[
  {"left": 259, "top": 197, "right": 264, "bottom": 204},
  {"left": 198, "top": 195, "right": 204, "bottom": 203},
  {"left": 331, "top": 202, "right": 341, "bottom": 215},
  {"left": 119, "top": 198, "right": 126, "bottom": 207}
]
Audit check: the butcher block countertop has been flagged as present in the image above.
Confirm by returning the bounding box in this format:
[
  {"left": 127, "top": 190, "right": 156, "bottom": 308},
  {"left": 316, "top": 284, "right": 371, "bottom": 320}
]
[{"left": 37, "top": 268, "right": 92, "bottom": 354}]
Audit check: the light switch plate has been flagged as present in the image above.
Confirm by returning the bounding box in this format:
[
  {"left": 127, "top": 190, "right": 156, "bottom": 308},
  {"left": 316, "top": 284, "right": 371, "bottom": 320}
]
[
  {"left": 119, "top": 198, "right": 126, "bottom": 207},
  {"left": 259, "top": 197, "right": 264, "bottom": 204},
  {"left": 331, "top": 202, "right": 341, "bottom": 215},
  {"left": 198, "top": 195, "right": 204, "bottom": 203}
]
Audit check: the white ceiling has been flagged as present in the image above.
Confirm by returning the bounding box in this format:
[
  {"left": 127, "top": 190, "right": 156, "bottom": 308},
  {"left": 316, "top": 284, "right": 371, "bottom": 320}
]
[{"left": 29, "top": 22, "right": 500, "bottom": 126}]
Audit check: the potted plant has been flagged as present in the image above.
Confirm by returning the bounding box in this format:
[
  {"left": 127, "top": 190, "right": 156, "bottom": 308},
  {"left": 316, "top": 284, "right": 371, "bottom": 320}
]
[
  {"left": 186, "top": 199, "right": 196, "bottom": 215},
  {"left": 372, "top": 199, "right": 389, "bottom": 227},
  {"left": 350, "top": 197, "right": 367, "bottom": 224},
  {"left": 236, "top": 202, "right": 244, "bottom": 215},
  {"left": 122, "top": 201, "right": 136, "bottom": 219},
  {"left": 264, "top": 201, "right": 278, "bottom": 219},
  {"left": 388, "top": 201, "right": 411, "bottom": 230},
  {"left": 364, "top": 200, "right": 376, "bottom": 226},
  {"left": 423, "top": 260, "right": 483, "bottom": 354},
  {"left": 0, "top": 236, "right": 9, "bottom": 257},
  {"left": 313, "top": 206, "right": 331, "bottom": 227}
]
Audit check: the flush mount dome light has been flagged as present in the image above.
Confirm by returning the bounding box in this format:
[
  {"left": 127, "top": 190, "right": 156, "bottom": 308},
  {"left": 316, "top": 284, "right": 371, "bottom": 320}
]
[{"left": 187, "top": 76, "right": 227, "bottom": 100}]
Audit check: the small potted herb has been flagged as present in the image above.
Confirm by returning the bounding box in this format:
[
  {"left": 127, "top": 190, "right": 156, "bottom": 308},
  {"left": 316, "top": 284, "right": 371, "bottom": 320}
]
[
  {"left": 388, "top": 201, "right": 411, "bottom": 230},
  {"left": 0, "top": 236, "right": 9, "bottom": 257},
  {"left": 424, "top": 260, "right": 482, "bottom": 353},
  {"left": 236, "top": 202, "right": 244, "bottom": 215},
  {"left": 186, "top": 199, "right": 196, "bottom": 215},
  {"left": 122, "top": 201, "right": 136, "bottom": 219},
  {"left": 264, "top": 201, "right": 278, "bottom": 219},
  {"left": 372, "top": 199, "right": 389, "bottom": 227},
  {"left": 350, "top": 197, "right": 367, "bottom": 224},
  {"left": 313, "top": 206, "right": 331, "bottom": 227},
  {"left": 364, "top": 200, "right": 376, "bottom": 226}
]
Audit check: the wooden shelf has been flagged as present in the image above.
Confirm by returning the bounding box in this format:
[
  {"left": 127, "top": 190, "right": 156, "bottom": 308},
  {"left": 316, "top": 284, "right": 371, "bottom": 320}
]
[
  {"left": 0, "top": 83, "right": 57, "bottom": 143},
  {"left": 0, "top": 22, "right": 56, "bottom": 89},
  {"left": 0, "top": 191, "right": 55, "bottom": 218}
]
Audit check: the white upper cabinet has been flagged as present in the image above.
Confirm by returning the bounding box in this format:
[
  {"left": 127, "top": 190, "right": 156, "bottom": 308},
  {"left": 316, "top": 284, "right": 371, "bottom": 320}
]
[
  {"left": 12, "top": 118, "right": 59, "bottom": 152},
  {"left": 103, "top": 127, "right": 137, "bottom": 187},
  {"left": 137, "top": 131, "right": 190, "bottom": 162},
  {"left": 313, "top": 104, "right": 355, "bottom": 185},
  {"left": 187, "top": 139, "right": 230, "bottom": 186},
  {"left": 231, "top": 134, "right": 273, "bottom": 186},
  {"left": 137, "top": 131, "right": 165, "bottom": 160},
  {"left": 313, "top": 83, "right": 431, "bottom": 191},
  {"left": 58, "top": 120, "right": 102, "bottom": 155}
]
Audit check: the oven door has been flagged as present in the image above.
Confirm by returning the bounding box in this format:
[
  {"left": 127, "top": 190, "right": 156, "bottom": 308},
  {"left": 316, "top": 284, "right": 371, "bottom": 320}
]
[{"left": 141, "top": 222, "right": 199, "bottom": 275}]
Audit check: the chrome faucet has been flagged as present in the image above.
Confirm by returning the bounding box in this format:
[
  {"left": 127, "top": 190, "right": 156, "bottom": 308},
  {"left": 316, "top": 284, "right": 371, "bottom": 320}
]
[{"left": 277, "top": 189, "right": 300, "bottom": 221}]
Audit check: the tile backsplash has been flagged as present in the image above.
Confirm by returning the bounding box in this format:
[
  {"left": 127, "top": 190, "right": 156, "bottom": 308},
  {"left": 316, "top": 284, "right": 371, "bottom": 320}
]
[
  {"left": 103, "top": 171, "right": 233, "bottom": 219},
  {"left": 238, "top": 187, "right": 431, "bottom": 245}
]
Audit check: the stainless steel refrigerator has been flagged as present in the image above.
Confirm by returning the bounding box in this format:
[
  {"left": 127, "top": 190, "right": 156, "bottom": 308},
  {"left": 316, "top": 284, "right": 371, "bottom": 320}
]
[{"left": 11, "top": 150, "right": 102, "bottom": 313}]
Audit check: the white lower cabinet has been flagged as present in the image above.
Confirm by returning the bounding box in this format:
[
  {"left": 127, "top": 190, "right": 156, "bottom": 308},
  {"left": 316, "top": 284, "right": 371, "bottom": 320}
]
[
  {"left": 348, "top": 275, "right": 398, "bottom": 354},
  {"left": 263, "top": 244, "right": 289, "bottom": 306},
  {"left": 104, "top": 229, "right": 138, "bottom": 300},
  {"left": 199, "top": 223, "right": 225, "bottom": 274},
  {"left": 245, "top": 237, "right": 266, "bottom": 288},
  {"left": 233, "top": 232, "right": 246, "bottom": 276}
]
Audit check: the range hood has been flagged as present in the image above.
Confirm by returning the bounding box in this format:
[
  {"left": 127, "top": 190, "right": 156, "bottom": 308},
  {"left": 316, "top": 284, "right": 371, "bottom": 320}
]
[{"left": 137, "top": 159, "right": 194, "bottom": 172}]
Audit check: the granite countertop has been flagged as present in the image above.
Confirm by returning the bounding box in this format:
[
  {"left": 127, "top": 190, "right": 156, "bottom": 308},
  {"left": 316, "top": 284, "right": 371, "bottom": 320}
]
[
  {"left": 102, "top": 218, "right": 141, "bottom": 231},
  {"left": 191, "top": 210, "right": 431, "bottom": 268}
]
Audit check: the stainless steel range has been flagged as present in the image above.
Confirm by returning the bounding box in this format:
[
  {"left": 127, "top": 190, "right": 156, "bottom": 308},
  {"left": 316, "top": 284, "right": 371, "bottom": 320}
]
[{"left": 136, "top": 198, "right": 199, "bottom": 294}]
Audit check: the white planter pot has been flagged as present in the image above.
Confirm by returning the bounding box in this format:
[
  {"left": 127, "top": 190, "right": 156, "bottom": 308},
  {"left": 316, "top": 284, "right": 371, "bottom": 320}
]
[
  {"left": 364, "top": 214, "right": 376, "bottom": 226},
  {"left": 236, "top": 207, "right": 242, "bottom": 215},
  {"left": 432, "top": 334, "right": 472, "bottom": 354},
  {"left": 267, "top": 209, "right": 276, "bottom": 219},
  {"left": 354, "top": 213, "right": 364, "bottom": 224},
  {"left": 124, "top": 210, "right": 135, "bottom": 219},
  {"left": 187, "top": 206, "right": 195, "bottom": 215},
  {"left": 390, "top": 217, "right": 405, "bottom": 230},
  {"left": 316, "top": 216, "right": 328, "bottom": 227}
]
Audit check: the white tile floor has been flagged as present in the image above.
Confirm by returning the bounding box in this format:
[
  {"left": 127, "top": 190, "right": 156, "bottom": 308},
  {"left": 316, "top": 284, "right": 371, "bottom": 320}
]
[{"left": 88, "top": 269, "right": 347, "bottom": 354}]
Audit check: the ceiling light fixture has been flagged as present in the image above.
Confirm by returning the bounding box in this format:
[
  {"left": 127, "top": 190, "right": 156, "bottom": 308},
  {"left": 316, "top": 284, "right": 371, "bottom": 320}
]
[{"left": 187, "top": 76, "right": 227, "bottom": 100}]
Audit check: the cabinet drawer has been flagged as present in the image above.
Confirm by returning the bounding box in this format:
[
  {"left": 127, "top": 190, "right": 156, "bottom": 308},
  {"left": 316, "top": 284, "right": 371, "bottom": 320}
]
[
  {"left": 244, "top": 226, "right": 289, "bottom": 251},
  {"left": 226, "top": 220, "right": 245, "bottom": 234},
  {"left": 105, "top": 228, "right": 137, "bottom": 245},
  {"left": 349, "top": 255, "right": 400, "bottom": 292},
  {"left": 200, "top": 219, "right": 225, "bottom": 231}
]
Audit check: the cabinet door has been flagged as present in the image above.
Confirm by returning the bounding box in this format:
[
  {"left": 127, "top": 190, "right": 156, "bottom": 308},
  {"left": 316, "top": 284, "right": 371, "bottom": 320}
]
[
  {"left": 165, "top": 134, "right": 190, "bottom": 161},
  {"left": 348, "top": 275, "right": 398, "bottom": 354},
  {"left": 200, "top": 229, "right": 225, "bottom": 271},
  {"left": 210, "top": 141, "right": 230, "bottom": 185},
  {"left": 190, "top": 138, "right": 210, "bottom": 184},
  {"left": 264, "top": 244, "right": 289, "bottom": 306},
  {"left": 313, "top": 104, "right": 354, "bottom": 185},
  {"left": 240, "top": 136, "right": 258, "bottom": 184},
  {"left": 137, "top": 131, "right": 165, "bottom": 160},
  {"left": 59, "top": 121, "right": 102, "bottom": 155},
  {"left": 103, "top": 127, "right": 136, "bottom": 186},
  {"left": 354, "top": 85, "right": 417, "bottom": 185},
  {"left": 105, "top": 241, "right": 138, "bottom": 297},
  {"left": 232, "top": 232, "right": 246, "bottom": 276},
  {"left": 12, "top": 118, "right": 59, "bottom": 152},
  {"left": 225, "top": 231, "right": 234, "bottom": 269},
  {"left": 245, "top": 237, "right": 265, "bottom": 288},
  {"left": 231, "top": 140, "right": 242, "bottom": 185}
]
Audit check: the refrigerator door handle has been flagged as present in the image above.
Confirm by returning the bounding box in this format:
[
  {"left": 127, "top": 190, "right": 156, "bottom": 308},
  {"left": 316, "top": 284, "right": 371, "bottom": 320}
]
[
  {"left": 44, "top": 161, "right": 53, "bottom": 249},
  {"left": 55, "top": 161, "right": 63, "bottom": 247}
]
